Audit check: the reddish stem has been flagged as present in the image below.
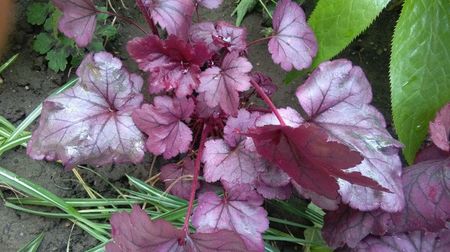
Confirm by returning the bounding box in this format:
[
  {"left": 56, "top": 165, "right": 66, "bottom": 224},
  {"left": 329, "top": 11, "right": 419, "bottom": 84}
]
[
  {"left": 136, "top": 0, "right": 159, "bottom": 36},
  {"left": 246, "top": 36, "right": 274, "bottom": 48},
  {"left": 247, "top": 106, "right": 272, "bottom": 114},
  {"left": 182, "top": 124, "right": 209, "bottom": 235},
  {"left": 250, "top": 80, "right": 286, "bottom": 126}
]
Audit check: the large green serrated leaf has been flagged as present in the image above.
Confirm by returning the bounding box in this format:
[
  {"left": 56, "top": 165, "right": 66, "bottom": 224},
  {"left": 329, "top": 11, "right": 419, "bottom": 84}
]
[
  {"left": 391, "top": 0, "right": 450, "bottom": 164},
  {"left": 284, "top": 0, "right": 390, "bottom": 83},
  {"left": 232, "top": 0, "right": 257, "bottom": 26}
]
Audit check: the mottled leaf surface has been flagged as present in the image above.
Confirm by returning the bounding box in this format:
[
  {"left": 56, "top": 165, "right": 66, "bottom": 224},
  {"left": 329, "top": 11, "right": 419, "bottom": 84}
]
[
  {"left": 107, "top": 205, "right": 248, "bottom": 252},
  {"left": 269, "top": 0, "right": 317, "bottom": 71},
  {"left": 132, "top": 96, "right": 194, "bottom": 159},
  {"left": 197, "top": 52, "right": 252, "bottom": 116},
  {"left": 140, "top": 0, "right": 194, "bottom": 38},
  {"left": 53, "top": 0, "right": 97, "bottom": 47},
  {"left": 189, "top": 21, "right": 247, "bottom": 53},
  {"left": 429, "top": 103, "right": 450, "bottom": 152},
  {"left": 160, "top": 158, "right": 198, "bottom": 200},
  {"left": 127, "top": 35, "right": 210, "bottom": 97},
  {"left": 391, "top": 0, "right": 450, "bottom": 163},
  {"left": 28, "top": 52, "right": 145, "bottom": 168},
  {"left": 192, "top": 191, "right": 268, "bottom": 251}
]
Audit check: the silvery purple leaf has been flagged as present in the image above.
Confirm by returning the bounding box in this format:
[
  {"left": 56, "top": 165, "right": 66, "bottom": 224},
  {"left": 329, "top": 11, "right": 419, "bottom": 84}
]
[
  {"left": 132, "top": 96, "right": 194, "bottom": 159},
  {"left": 160, "top": 158, "right": 198, "bottom": 200},
  {"left": 196, "top": 0, "right": 223, "bottom": 9},
  {"left": 27, "top": 52, "right": 145, "bottom": 169},
  {"left": 429, "top": 103, "right": 450, "bottom": 152},
  {"left": 224, "top": 109, "right": 260, "bottom": 147},
  {"left": 53, "top": 0, "right": 97, "bottom": 47},
  {"left": 189, "top": 21, "right": 247, "bottom": 53},
  {"left": 268, "top": 0, "right": 317, "bottom": 71}
]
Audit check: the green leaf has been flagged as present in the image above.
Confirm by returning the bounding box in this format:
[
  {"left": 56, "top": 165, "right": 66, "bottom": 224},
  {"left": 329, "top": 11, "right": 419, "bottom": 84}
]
[
  {"left": 390, "top": 0, "right": 450, "bottom": 164},
  {"left": 96, "top": 6, "right": 110, "bottom": 21},
  {"left": 46, "top": 48, "right": 69, "bottom": 72},
  {"left": 284, "top": 0, "right": 390, "bottom": 83},
  {"left": 88, "top": 39, "right": 105, "bottom": 52},
  {"left": 98, "top": 25, "right": 118, "bottom": 38},
  {"left": 27, "top": 3, "right": 50, "bottom": 25},
  {"left": 33, "top": 33, "right": 55, "bottom": 54},
  {"left": 232, "top": 0, "right": 257, "bottom": 26},
  {"left": 303, "top": 227, "right": 332, "bottom": 252},
  {"left": 44, "top": 9, "right": 62, "bottom": 35},
  {"left": 18, "top": 233, "right": 45, "bottom": 252}
]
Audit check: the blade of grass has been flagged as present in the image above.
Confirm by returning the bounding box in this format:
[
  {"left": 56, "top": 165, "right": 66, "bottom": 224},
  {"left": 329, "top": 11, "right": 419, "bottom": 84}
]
[
  {"left": 0, "top": 166, "right": 109, "bottom": 240},
  {"left": 17, "top": 232, "right": 45, "bottom": 252},
  {"left": 7, "top": 197, "right": 144, "bottom": 207},
  {"left": 0, "top": 53, "right": 19, "bottom": 74}
]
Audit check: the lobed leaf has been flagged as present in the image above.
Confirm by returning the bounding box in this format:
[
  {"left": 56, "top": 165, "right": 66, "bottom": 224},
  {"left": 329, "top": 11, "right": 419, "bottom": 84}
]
[
  {"left": 160, "top": 158, "right": 198, "bottom": 200},
  {"left": 391, "top": 0, "right": 450, "bottom": 163},
  {"left": 27, "top": 52, "right": 145, "bottom": 169},
  {"left": 269, "top": 0, "right": 317, "bottom": 71},
  {"left": 53, "top": 0, "right": 97, "bottom": 47},
  {"left": 132, "top": 96, "right": 194, "bottom": 159},
  {"left": 189, "top": 21, "right": 247, "bottom": 53}
]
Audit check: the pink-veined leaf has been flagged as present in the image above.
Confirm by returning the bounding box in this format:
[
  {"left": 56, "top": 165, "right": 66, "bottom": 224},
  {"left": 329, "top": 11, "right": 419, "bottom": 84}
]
[
  {"left": 322, "top": 158, "right": 450, "bottom": 248},
  {"left": 202, "top": 139, "right": 266, "bottom": 185},
  {"left": 224, "top": 109, "right": 260, "bottom": 147},
  {"left": 127, "top": 35, "right": 211, "bottom": 97},
  {"left": 197, "top": 52, "right": 252, "bottom": 116},
  {"left": 139, "top": 0, "right": 194, "bottom": 38},
  {"left": 189, "top": 21, "right": 247, "bottom": 53},
  {"left": 192, "top": 191, "right": 269, "bottom": 251},
  {"left": 132, "top": 96, "right": 194, "bottom": 159},
  {"left": 352, "top": 230, "right": 450, "bottom": 252},
  {"left": 27, "top": 52, "right": 145, "bottom": 169},
  {"left": 160, "top": 158, "right": 198, "bottom": 200},
  {"left": 429, "top": 103, "right": 450, "bottom": 152},
  {"left": 53, "top": 0, "right": 97, "bottom": 47},
  {"left": 248, "top": 123, "right": 387, "bottom": 200},
  {"left": 259, "top": 59, "right": 404, "bottom": 211},
  {"left": 268, "top": 0, "right": 317, "bottom": 71},
  {"left": 196, "top": 0, "right": 223, "bottom": 9},
  {"left": 107, "top": 205, "right": 248, "bottom": 252}
]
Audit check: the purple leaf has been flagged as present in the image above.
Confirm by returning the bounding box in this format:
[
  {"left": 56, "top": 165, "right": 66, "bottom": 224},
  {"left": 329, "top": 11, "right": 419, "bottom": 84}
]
[
  {"left": 223, "top": 109, "right": 260, "bottom": 147},
  {"left": 202, "top": 139, "right": 266, "bottom": 185},
  {"left": 194, "top": 93, "right": 222, "bottom": 119},
  {"left": 189, "top": 21, "right": 247, "bottom": 53},
  {"left": 27, "top": 52, "right": 145, "bottom": 169},
  {"left": 127, "top": 35, "right": 211, "bottom": 97},
  {"left": 322, "top": 158, "right": 450, "bottom": 248},
  {"left": 352, "top": 230, "right": 450, "bottom": 252},
  {"left": 139, "top": 0, "right": 194, "bottom": 38},
  {"left": 132, "top": 96, "right": 194, "bottom": 159},
  {"left": 107, "top": 205, "right": 248, "bottom": 252},
  {"left": 160, "top": 158, "right": 198, "bottom": 200},
  {"left": 53, "top": 0, "right": 97, "bottom": 47},
  {"left": 197, "top": 52, "right": 252, "bottom": 116},
  {"left": 248, "top": 123, "right": 387, "bottom": 201},
  {"left": 415, "top": 144, "right": 449, "bottom": 163},
  {"left": 295, "top": 59, "right": 404, "bottom": 212},
  {"left": 292, "top": 182, "right": 340, "bottom": 210},
  {"left": 192, "top": 191, "right": 269, "bottom": 251},
  {"left": 250, "top": 72, "right": 277, "bottom": 97},
  {"left": 268, "top": 0, "right": 317, "bottom": 71},
  {"left": 196, "top": 0, "right": 223, "bottom": 9},
  {"left": 255, "top": 180, "right": 292, "bottom": 200},
  {"left": 429, "top": 103, "right": 450, "bottom": 152}
]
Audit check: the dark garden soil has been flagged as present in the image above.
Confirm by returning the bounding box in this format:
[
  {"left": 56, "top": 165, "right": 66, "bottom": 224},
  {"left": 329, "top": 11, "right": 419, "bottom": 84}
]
[{"left": 0, "top": 0, "right": 400, "bottom": 251}]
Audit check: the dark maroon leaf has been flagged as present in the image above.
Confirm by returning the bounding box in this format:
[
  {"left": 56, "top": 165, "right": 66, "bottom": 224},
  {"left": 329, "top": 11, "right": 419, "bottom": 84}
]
[
  {"left": 132, "top": 96, "right": 194, "bottom": 159},
  {"left": 160, "top": 158, "right": 198, "bottom": 200},
  {"left": 322, "top": 158, "right": 450, "bottom": 248},
  {"left": 53, "top": 0, "right": 97, "bottom": 47},
  {"left": 192, "top": 191, "right": 268, "bottom": 251},
  {"left": 268, "top": 0, "right": 317, "bottom": 71},
  {"left": 250, "top": 72, "right": 277, "bottom": 97},
  {"left": 415, "top": 144, "right": 449, "bottom": 163},
  {"left": 189, "top": 21, "right": 247, "bottom": 53},
  {"left": 352, "top": 230, "right": 450, "bottom": 252},
  {"left": 257, "top": 59, "right": 403, "bottom": 211},
  {"left": 27, "top": 52, "right": 145, "bottom": 169},
  {"left": 127, "top": 35, "right": 211, "bottom": 97},
  {"left": 107, "top": 205, "right": 248, "bottom": 252},
  {"left": 292, "top": 182, "right": 340, "bottom": 210},
  {"left": 196, "top": 0, "right": 223, "bottom": 9},
  {"left": 248, "top": 123, "right": 386, "bottom": 200},
  {"left": 139, "top": 0, "right": 194, "bottom": 38},
  {"left": 197, "top": 52, "right": 252, "bottom": 116},
  {"left": 202, "top": 139, "right": 265, "bottom": 185},
  {"left": 429, "top": 103, "right": 450, "bottom": 152}
]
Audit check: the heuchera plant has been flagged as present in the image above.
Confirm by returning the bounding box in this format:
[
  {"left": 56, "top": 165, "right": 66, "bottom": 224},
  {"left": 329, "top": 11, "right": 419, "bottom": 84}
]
[{"left": 25, "top": 0, "right": 448, "bottom": 251}]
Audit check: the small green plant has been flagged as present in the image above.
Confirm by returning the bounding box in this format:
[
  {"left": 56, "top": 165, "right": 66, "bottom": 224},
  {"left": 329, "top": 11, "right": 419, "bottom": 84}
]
[{"left": 26, "top": 1, "right": 118, "bottom": 72}]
